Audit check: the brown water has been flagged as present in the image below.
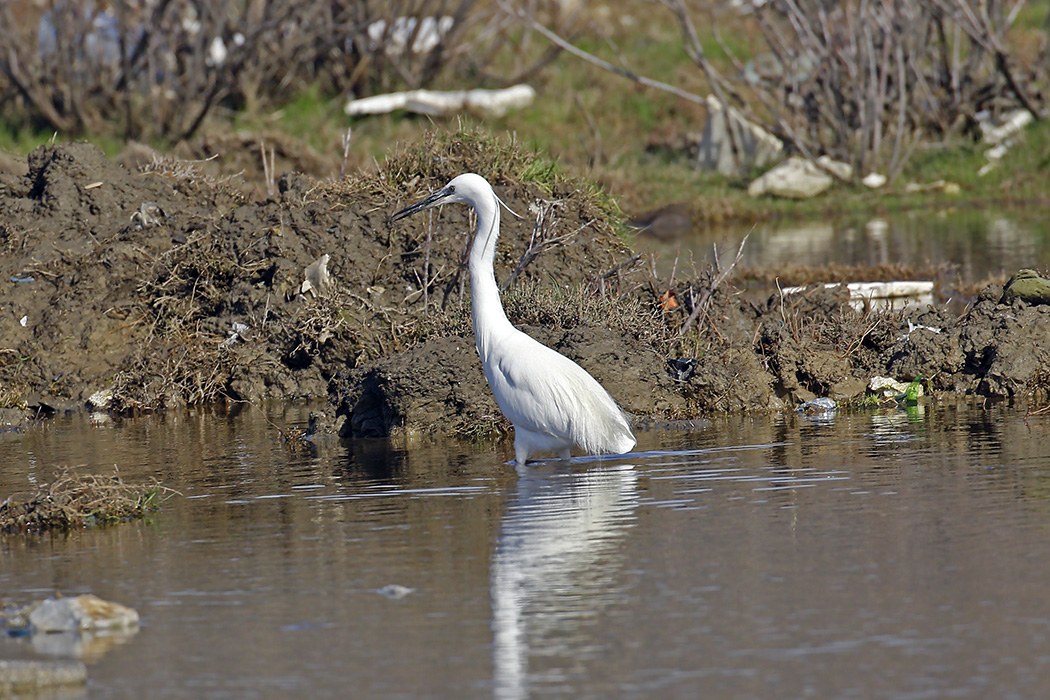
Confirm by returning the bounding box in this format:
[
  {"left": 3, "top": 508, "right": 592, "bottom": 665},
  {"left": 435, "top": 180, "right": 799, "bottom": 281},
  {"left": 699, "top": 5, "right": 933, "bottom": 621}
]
[
  {"left": 3, "top": 402, "right": 1050, "bottom": 699},
  {"left": 639, "top": 209, "right": 1050, "bottom": 286}
]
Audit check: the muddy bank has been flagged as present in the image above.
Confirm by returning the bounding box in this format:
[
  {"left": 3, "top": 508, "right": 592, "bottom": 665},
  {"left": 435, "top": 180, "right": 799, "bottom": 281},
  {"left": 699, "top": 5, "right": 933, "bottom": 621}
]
[
  {"left": 2, "top": 133, "right": 1049, "bottom": 438},
  {"left": 0, "top": 133, "right": 631, "bottom": 420}
]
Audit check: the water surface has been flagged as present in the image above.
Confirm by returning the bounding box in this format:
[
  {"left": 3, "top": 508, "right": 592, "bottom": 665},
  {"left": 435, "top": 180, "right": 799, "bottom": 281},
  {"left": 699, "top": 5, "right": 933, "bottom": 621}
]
[
  {"left": 3, "top": 402, "right": 1050, "bottom": 699},
  {"left": 638, "top": 209, "right": 1050, "bottom": 288}
]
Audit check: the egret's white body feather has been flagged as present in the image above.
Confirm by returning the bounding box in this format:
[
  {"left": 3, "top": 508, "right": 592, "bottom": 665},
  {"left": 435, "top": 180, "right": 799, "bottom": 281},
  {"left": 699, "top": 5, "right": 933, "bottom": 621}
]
[{"left": 391, "top": 173, "right": 636, "bottom": 464}]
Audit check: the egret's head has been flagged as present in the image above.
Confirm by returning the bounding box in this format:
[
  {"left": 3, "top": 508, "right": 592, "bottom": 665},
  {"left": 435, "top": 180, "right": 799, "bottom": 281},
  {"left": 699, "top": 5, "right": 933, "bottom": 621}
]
[{"left": 389, "top": 173, "right": 490, "bottom": 222}]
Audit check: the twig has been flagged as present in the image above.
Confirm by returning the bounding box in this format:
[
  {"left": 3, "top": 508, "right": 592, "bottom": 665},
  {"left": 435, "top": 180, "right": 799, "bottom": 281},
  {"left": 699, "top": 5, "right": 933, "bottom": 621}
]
[
  {"left": 500, "top": 200, "right": 593, "bottom": 291},
  {"left": 678, "top": 233, "right": 749, "bottom": 337}
]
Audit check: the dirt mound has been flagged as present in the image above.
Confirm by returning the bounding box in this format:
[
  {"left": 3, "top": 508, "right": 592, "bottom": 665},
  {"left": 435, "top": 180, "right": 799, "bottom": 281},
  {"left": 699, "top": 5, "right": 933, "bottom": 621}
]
[
  {"left": 0, "top": 132, "right": 634, "bottom": 421},
  {"left": 3, "top": 131, "right": 1050, "bottom": 437}
]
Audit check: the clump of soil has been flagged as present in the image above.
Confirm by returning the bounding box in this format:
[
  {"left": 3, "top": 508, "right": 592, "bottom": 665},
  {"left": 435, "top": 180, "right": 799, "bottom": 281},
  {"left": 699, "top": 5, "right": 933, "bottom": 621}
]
[
  {"left": 0, "top": 468, "right": 170, "bottom": 532},
  {"left": 2, "top": 129, "right": 1050, "bottom": 441}
]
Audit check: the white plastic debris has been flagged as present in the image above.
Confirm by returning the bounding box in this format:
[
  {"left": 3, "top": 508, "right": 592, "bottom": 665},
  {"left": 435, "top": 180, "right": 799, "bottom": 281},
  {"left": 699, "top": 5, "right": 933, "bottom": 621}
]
[
  {"left": 906, "top": 320, "right": 942, "bottom": 334},
  {"left": 976, "top": 109, "right": 1034, "bottom": 176},
  {"left": 19, "top": 315, "right": 28, "bottom": 327},
  {"left": 865, "top": 218, "right": 889, "bottom": 235},
  {"left": 979, "top": 109, "right": 1033, "bottom": 146},
  {"left": 780, "top": 280, "right": 935, "bottom": 312},
  {"left": 869, "top": 376, "right": 910, "bottom": 397},
  {"left": 697, "top": 94, "right": 783, "bottom": 177},
  {"left": 221, "top": 321, "right": 251, "bottom": 347},
  {"left": 367, "top": 16, "right": 454, "bottom": 55},
  {"left": 300, "top": 254, "right": 332, "bottom": 297},
  {"left": 780, "top": 281, "right": 934, "bottom": 299},
  {"left": 206, "top": 36, "right": 227, "bottom": 66},
  {"left": 345, "top": 84, "right": 536, "bottom": 119}
]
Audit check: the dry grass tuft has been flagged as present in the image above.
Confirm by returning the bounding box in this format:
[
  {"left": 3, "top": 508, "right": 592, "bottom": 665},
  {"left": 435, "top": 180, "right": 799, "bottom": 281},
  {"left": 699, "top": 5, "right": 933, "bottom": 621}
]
[{"left": 0, "top": 468, "right": 175, "bottom": 533}]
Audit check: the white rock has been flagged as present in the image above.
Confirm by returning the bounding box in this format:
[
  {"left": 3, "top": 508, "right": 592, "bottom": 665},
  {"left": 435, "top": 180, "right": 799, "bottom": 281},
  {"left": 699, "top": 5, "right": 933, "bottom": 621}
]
[
  {"left": 862, "top": 172, "right": 887, "bottom": 188},
  {"left": 816, "top": 155, "right": 854, "bottom": 180},
  {"left": 904, "top": 179, "right": 960, "bottom": 194},
  {"left": 748, "top": 155, "right": 853, "bottom": 199},
  {"left": 28, "top": 595, "right": 139, "bottom": 633}
]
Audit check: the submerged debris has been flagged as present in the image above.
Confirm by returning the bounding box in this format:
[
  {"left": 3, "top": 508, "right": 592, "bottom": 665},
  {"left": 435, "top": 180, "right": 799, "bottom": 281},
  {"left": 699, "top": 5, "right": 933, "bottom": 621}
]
[
  {"left": 0, "top": 468, "right": 173, "bottom": 532},
  {"left": 0, "top": 660, "right": 87, "bottom": 695},
  {"left": 377, "top": 584, "right": 415, "bottom": 599}
]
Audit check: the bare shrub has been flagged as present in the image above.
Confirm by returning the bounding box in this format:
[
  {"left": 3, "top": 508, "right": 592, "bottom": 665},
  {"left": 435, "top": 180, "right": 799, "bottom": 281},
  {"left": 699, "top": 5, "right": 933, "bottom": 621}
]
[
  {"left": 519, "top": 0, "right": 1046, "bottom": 178},
  {"left": 668, "top": 0, "right": 1046, "bottom": 177},
  {"left": 0, "top": 0, "right": 492, "bottom": 143}
]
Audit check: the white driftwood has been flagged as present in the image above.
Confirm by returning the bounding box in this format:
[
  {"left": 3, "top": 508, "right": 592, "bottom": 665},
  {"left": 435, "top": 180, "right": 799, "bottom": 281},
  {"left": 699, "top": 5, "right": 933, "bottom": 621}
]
[{"left": 345, "top": 85, "right": 536, "bottom": 118}]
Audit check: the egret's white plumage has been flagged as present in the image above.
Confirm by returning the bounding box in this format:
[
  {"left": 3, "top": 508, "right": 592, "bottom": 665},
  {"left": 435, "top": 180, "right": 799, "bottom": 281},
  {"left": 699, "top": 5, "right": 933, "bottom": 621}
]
[{"left": 391, "top": 173, "right": 636, "bottom": 465}]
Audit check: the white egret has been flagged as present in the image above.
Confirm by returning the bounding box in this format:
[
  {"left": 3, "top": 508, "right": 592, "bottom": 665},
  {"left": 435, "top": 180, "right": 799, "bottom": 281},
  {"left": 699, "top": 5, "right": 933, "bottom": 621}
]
[{"left": 390, "top": 173, "right": 636, "bottom": 465}]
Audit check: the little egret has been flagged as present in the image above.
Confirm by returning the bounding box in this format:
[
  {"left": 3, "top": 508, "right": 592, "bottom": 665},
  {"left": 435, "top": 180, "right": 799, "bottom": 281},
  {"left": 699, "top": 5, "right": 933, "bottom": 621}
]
[{"left": 390, "top": 173, "right": 636, "bottom": 465}]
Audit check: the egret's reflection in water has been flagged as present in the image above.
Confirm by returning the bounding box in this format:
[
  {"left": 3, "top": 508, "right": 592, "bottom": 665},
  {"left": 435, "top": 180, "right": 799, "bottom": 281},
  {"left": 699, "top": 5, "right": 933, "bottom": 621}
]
[{"left": 491, "top": 463, "right": 639, "bottom": 700}]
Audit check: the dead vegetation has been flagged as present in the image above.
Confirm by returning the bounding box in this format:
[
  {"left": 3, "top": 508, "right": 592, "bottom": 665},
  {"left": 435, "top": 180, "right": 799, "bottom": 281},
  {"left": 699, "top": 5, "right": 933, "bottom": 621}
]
[
  {"left": 0, "top": 0, "right": 522, "bottom": 143},
  {"left": 0, "top": 468, "right": 173, "bottom": 533},
  {"left": 526, "top": 0, "right": 1048, "bottom": 179}
]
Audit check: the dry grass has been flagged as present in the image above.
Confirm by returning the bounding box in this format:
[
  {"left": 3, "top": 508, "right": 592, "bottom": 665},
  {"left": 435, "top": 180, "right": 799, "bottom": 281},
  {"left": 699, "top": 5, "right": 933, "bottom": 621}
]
[{"left": 0, "top": 468, "right": 174, "bottom": 533}]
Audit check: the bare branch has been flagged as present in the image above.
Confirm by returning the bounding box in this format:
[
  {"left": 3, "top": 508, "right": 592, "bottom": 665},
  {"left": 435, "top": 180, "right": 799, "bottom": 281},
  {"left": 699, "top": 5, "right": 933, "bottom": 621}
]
[{"left": 679, "top": 234, "right": 749, "bottom": 338}]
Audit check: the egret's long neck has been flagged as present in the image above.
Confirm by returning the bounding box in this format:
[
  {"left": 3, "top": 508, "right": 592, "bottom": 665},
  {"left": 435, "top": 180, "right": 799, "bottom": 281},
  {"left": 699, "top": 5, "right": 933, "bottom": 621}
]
[{"left": 468, "top": 193, "right": 512, "bottom": 355}]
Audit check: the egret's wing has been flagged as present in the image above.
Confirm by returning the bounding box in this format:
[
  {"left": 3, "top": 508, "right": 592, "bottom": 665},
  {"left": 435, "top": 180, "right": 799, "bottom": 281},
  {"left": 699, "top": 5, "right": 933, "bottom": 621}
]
[
  {"left": 488, "top": 340, "right": 579, "bottom": 436},
  {"left": 484, "top": 331, "right": 633, "bottom": 454}
]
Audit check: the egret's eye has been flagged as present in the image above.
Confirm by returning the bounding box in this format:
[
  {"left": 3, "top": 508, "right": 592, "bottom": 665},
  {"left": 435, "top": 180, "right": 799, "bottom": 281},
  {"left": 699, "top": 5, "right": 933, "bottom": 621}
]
[{"left": 447, "top": 185, "right": 456, "bottom": 194}]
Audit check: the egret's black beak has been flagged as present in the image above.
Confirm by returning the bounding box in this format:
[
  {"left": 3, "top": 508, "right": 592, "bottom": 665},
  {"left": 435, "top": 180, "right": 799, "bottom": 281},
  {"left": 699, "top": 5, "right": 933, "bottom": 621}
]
[{"left": 390, "top": 186, "right": 452, "bottom": 222}]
